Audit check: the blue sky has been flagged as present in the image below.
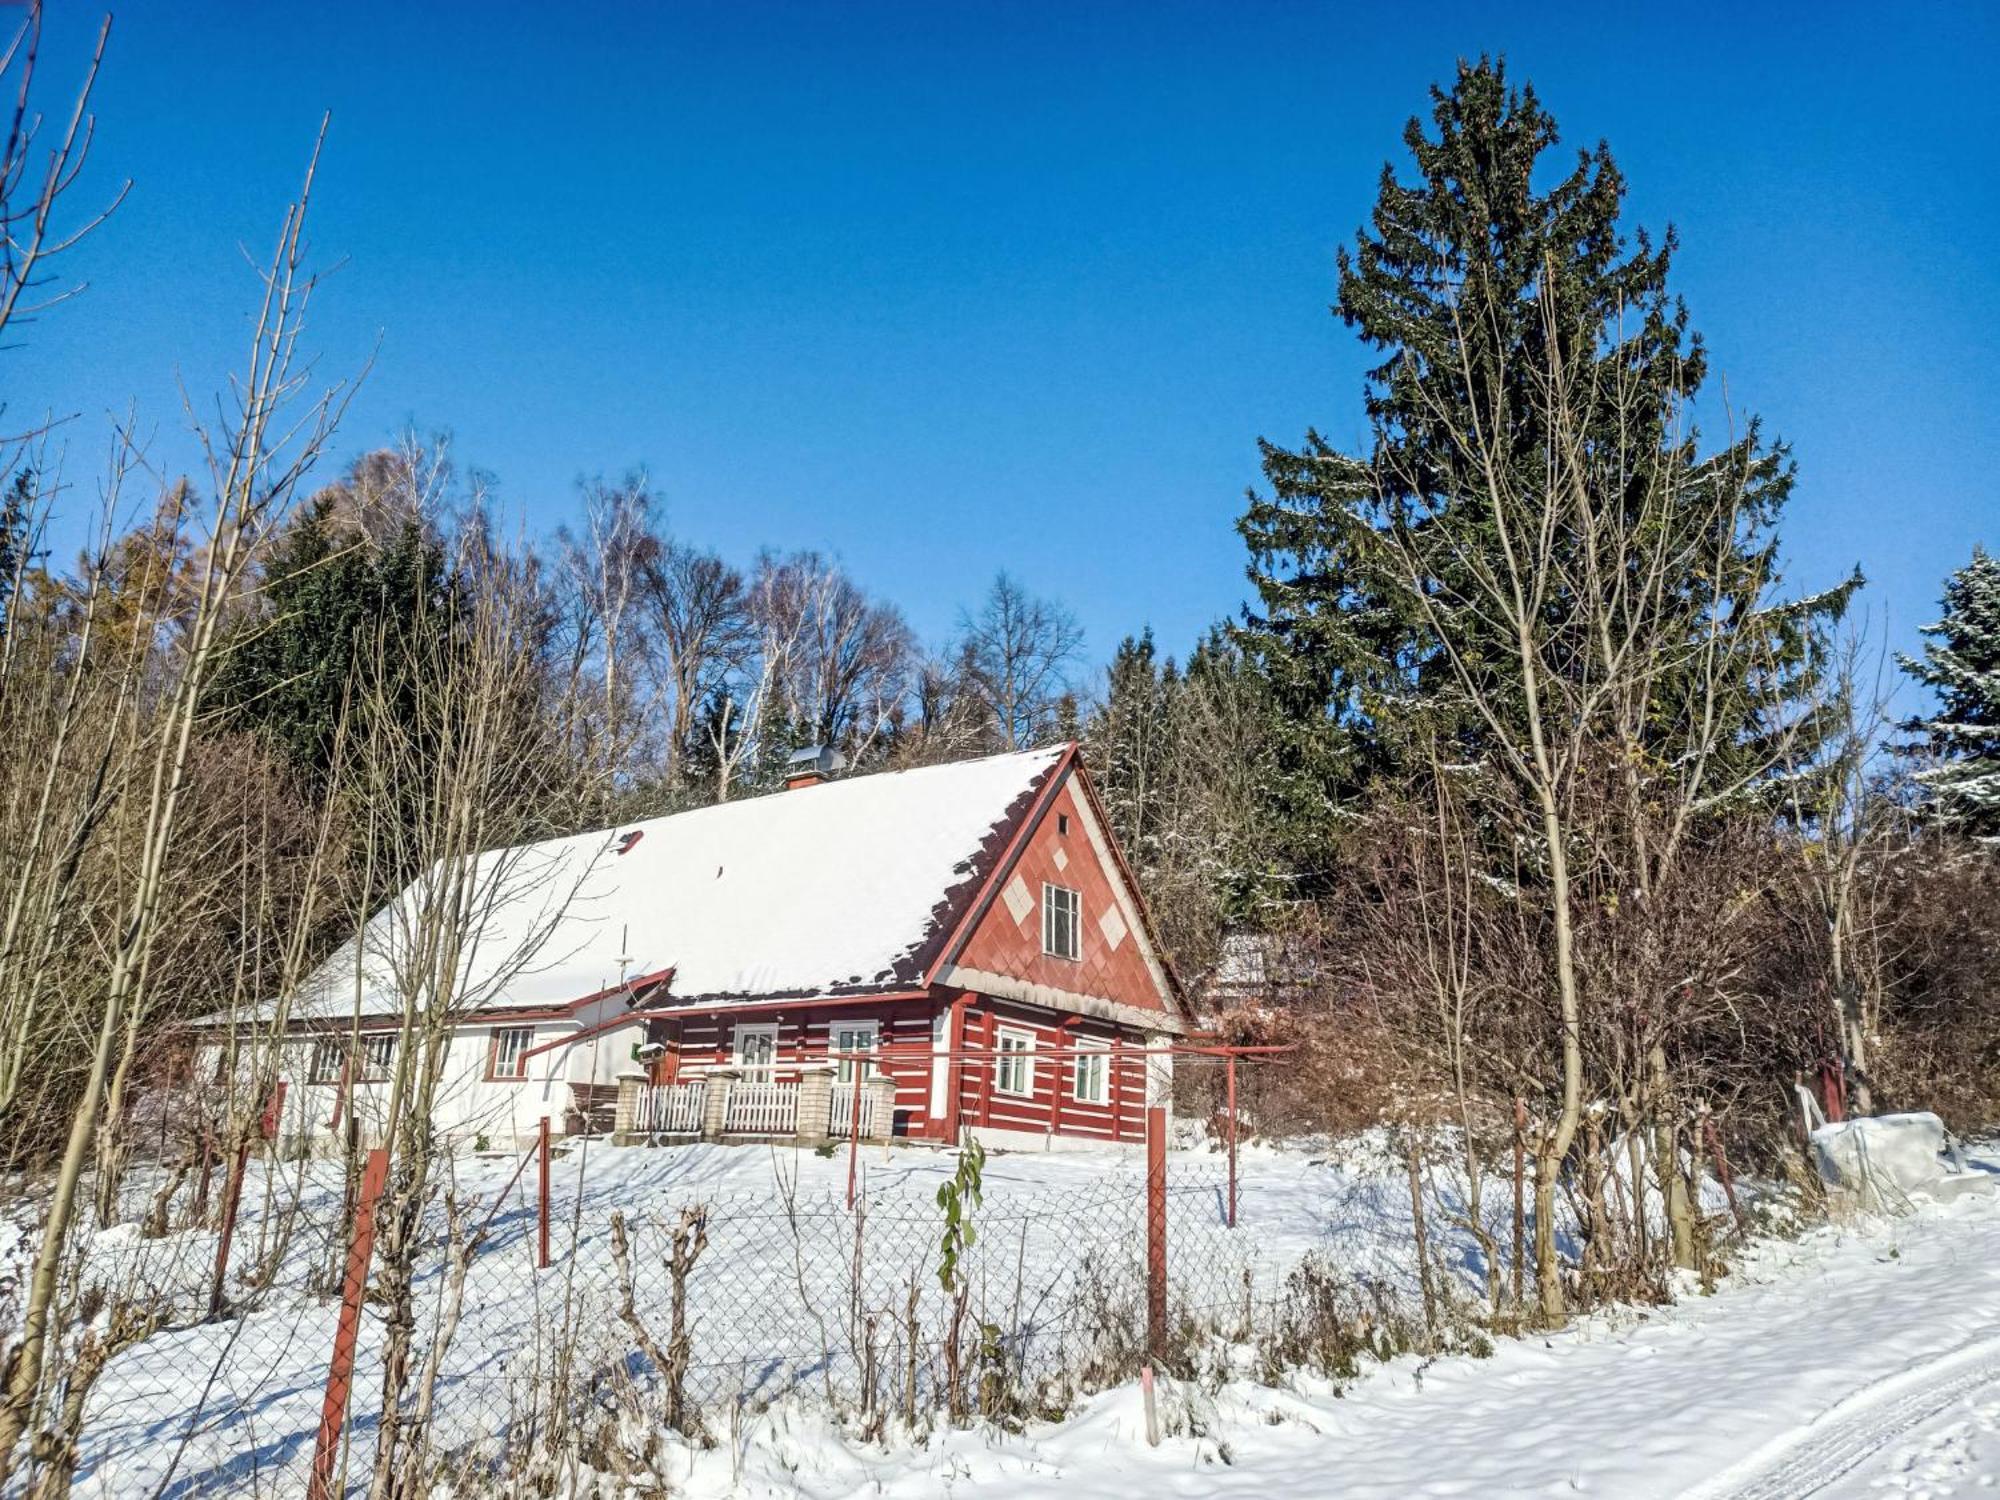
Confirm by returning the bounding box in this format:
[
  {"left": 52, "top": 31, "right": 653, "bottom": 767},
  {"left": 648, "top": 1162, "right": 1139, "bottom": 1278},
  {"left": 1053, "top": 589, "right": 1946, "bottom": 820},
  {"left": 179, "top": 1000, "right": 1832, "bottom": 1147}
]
[{"left": 12, "top": 1, "right": 1997, "bottom": 703}]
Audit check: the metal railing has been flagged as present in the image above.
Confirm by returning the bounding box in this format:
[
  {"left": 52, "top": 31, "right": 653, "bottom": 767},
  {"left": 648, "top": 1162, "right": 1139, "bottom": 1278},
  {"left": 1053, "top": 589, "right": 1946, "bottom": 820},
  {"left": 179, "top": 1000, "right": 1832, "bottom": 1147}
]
[{"left": 722, "top": 1078, "right": 797, "bottom": 1134}]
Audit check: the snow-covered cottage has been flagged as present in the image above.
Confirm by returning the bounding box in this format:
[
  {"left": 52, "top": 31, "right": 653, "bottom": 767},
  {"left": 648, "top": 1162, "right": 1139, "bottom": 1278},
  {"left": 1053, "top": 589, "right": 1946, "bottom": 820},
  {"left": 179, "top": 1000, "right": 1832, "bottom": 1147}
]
[{"left": 248, "top": 744, "right": 1189, "bottom": 1153}]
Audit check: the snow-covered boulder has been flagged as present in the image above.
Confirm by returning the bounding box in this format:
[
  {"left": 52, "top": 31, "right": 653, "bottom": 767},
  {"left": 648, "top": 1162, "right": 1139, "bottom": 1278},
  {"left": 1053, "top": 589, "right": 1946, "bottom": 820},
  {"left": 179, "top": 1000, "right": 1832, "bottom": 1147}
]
[{"left": 1811, "top": 1112, "right": 1994, "bottom": 1211}]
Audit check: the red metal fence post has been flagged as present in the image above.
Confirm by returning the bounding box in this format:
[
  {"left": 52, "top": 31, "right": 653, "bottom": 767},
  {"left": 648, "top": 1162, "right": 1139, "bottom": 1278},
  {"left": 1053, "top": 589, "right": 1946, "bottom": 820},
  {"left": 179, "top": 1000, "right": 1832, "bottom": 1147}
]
[
  {"left": 536, "top": 1115, "right": 552, "bottom": 1270},
  {"left": 1703, "top": 1113, "right": 1748, "bottom": 1235},
  {"left": 310, "top": 1146, "right": 389, "bottom": 1500},
  {"left": 1145, "top": 1104, "right": 1167, "bottom": 1360}
]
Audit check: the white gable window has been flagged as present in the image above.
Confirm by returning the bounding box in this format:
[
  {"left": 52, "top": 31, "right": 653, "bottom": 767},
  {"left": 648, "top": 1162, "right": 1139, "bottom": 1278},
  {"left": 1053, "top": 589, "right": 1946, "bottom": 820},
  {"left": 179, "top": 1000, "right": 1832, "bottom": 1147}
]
[
  {"left": 995, "top": 1026, "right": 1036, "bottom": 1096},
  {"left": 1071, "top": 1039, "right": 1109, "bottom": 1105},
  {"left": 1042, "top": 883, "right": 1081, "bottom": 961},
  {"left": 488, "top": 1026, "right": 534, "bottom": 1081}
]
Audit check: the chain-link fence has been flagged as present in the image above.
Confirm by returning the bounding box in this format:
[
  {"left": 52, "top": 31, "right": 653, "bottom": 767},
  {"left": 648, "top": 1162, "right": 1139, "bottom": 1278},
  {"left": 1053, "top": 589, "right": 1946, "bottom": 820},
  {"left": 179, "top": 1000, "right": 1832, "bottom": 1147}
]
[{"left": 8, "top": 1132, "right": 1384, "bottom": 1498}]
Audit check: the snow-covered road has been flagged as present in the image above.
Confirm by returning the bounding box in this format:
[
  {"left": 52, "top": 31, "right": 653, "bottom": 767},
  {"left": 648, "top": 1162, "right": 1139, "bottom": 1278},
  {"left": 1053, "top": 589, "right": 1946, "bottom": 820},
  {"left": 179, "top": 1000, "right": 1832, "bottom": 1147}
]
[
  {"left": 695, "top": 1164, "right": 2000, "bottom": 1498},
  {"left": 1830, "top": 1377, "right": 2000, "bottom": 1499}
]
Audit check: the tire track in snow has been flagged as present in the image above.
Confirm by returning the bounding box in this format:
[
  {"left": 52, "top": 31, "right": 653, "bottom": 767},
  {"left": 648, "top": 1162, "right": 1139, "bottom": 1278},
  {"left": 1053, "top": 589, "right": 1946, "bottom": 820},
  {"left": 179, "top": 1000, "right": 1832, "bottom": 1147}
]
[{"left": 1687, "top": 1334, "right": 2000, "bottom": 1500}]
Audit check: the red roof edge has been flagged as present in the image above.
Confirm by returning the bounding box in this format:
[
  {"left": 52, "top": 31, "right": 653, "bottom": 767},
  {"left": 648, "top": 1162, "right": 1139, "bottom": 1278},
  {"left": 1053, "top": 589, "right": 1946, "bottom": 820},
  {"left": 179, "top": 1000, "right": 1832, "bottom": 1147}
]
[
  {"left": 517, "top": 966, "right": 678, "bottom": 1062},
  {"left": 925, "top": 741, "right": 1079, "bottom": 980},
  {"left": 555, "top": 965, "right": 676, "bottom": 1017},
  {"left": 1064, "top": 754, "right": 1192, "bottom": 1021}
]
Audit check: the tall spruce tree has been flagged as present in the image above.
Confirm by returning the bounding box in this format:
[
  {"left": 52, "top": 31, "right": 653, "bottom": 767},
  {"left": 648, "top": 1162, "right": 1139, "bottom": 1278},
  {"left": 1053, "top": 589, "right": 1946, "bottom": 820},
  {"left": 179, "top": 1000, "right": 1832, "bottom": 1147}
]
[
  {"left": 1236, "top": 57, "right": 1853, "bottom": 871},
  {"left": 1083, "top": 626, "right": 1287, "bottom": 971},
  {"left": 1088, "top": 630, "right": 1175, "bottom": 870},
  {"left": 1900, "top": 545, "right": 2000, "bottom": 840}
]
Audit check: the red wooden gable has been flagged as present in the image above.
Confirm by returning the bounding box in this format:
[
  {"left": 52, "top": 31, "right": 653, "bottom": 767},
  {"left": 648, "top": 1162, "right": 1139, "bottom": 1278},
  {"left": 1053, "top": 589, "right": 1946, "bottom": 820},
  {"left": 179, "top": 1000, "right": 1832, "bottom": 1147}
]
[{"left": 946, "top": 764, "right": 1176, "bottom": 1021}]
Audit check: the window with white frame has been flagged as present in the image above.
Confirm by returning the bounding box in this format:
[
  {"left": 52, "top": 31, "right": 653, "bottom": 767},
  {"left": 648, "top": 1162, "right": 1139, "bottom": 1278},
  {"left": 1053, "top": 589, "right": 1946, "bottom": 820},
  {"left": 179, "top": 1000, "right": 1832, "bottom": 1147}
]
[
  {"left": 732, "top": 1023, "right": 778, "bottom": 1082},
  {"left": 307, "top": 1037, "right": 343, "bottom": 1085},
  {"left": 359, "top": 1033, "right": 396, "bottom": 1082},
  {"left": 831, "top": 1021, "right": 879, "bottom": 1084},
  {"left": 1071, "top": 1039, "right": 1109, "bottom": 1105},
  {"left": 1042, "top": 883, "right": 1081, "bottom": 960},
  {"left": 489, "top": 1026, "right": 533, "bottom": 1081},
  {"left": 995, "top": 1026, "right": 1036, "bottom": 1096}
]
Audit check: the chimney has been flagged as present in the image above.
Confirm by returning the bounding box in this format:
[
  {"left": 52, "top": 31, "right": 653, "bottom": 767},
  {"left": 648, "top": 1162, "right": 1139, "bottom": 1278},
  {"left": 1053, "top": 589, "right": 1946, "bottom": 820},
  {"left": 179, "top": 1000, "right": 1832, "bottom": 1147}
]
[{"left": 784, "top": 744, "right": 845, "bottom": 790}]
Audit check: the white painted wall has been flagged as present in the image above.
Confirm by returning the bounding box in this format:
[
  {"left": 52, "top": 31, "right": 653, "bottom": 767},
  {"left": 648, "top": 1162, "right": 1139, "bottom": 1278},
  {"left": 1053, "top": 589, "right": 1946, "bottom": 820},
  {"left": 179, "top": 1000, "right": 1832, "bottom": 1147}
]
[{"left": 199, "top": 1009, "right": 647, "bottom": 1154}]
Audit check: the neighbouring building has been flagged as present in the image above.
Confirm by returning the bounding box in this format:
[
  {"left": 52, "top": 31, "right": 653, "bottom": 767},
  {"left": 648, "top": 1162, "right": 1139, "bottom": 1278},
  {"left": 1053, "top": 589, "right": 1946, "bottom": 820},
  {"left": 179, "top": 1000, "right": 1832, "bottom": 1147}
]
[{"left": 222, "top": 744, "right": 1190, "bottom": 1153}]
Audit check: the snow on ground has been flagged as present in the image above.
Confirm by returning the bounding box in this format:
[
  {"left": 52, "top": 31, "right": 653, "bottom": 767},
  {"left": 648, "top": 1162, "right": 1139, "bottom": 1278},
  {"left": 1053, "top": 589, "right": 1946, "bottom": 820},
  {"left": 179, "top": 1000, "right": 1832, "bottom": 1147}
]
[
  {"left": 664, "top": 1145, "right": 2000, "bottom": 1499},
  {"left": 5, "top": 1134, "right": 1997, "bottom": 1497},
  {"left": 9, "top": 1132, "right": 1455, "bottom": 1496}
]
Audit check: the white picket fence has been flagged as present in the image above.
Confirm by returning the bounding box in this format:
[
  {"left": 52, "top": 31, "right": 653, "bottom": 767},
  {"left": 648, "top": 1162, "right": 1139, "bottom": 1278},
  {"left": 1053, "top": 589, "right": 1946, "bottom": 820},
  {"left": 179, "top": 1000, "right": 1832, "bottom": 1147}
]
[
  {"left": 722, "top": 1079, "right": 799, "bottom": 1134},
  {"left": 633, "top": 1077, "right": 874, "bottom": 1138},
  {"left": 633, "top": 1081, "right": 705, "bottom": 1135},
  {"left": 827, "top": 1082, "right": 877, "bottom": 1139}
]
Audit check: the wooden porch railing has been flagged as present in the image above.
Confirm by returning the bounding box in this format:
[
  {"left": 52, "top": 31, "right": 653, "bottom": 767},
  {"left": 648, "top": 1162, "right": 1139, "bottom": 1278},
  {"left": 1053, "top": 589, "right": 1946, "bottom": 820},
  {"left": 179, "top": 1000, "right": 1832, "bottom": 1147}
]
[
  {"left": 633, "top": 1081, "right": 705, "bottom": 1135},
  {"left": 624, "top": 1075, "right": 885, "bottom": 1141},
  {"left": 827, "top": 1082, "right": 877, "bottom": 1139},
  {"left": 723, "top": 1079, "right": 798, "bottom": 1134}
]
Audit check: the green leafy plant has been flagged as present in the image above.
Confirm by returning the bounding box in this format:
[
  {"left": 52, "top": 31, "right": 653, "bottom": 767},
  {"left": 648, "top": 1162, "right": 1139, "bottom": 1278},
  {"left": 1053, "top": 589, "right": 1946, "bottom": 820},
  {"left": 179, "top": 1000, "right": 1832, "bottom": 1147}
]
[
  {"left": 936, "top": 1135, "right": 988, "bottom": 1421},
  {"left": 935, "top": 1135, "right": 986, "bottom": 1291}
]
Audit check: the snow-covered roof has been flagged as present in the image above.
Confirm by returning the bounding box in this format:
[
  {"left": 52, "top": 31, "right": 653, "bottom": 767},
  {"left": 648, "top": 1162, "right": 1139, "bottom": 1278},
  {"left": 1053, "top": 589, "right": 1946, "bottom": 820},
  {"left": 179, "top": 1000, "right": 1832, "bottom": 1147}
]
[{"left": 290, "top": 747, "right": 1065, "bottom": 1023}]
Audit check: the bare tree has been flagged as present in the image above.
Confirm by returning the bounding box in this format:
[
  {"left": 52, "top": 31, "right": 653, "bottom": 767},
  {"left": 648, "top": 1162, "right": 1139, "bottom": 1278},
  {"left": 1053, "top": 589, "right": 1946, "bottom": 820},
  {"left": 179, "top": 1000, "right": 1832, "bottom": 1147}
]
[
  {"left": 957, "top": 572, "right": 1082, "bottom": 751},
  {"left": 554, "top": 474, "right": 660, "bottom": 787},
  {"left": 1364, "top": 279, "right": 1824, "bottom": 1318},
  {"left": 0, "top": 1, "right": 126, "bottom": 373},
  {"left": 645, "top": 539, "right": 751, "bottom": 794},
  {"left": 754, "top": 550, "right": 913, "bottom": 763},
  {"left": 1782, "top": 626, "right": 1900, "bottom": 1115},
  {"left": 895, "top": 647, "right": 992, "bottom": 767},
  {"left": 0, "top": 123, "right": 354, "bottom": 1485},
  {"left": 346, "top": 524, "right": 600, "bottom": 1496}
]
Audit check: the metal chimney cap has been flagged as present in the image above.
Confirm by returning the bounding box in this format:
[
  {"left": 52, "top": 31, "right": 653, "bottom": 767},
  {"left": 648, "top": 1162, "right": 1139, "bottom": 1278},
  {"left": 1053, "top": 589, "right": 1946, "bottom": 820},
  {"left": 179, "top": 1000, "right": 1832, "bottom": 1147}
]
[{"left": 784, "top": 744, "right": 846, "bottom": 784}]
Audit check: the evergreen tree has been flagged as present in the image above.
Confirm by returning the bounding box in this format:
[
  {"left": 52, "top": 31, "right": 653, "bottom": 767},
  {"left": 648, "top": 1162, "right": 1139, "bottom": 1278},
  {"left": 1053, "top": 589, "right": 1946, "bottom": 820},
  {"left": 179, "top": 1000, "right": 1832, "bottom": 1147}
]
[
  {"left": 0, "top": 470, "right": 31, "bottom": 614},
  {"left": 1087, "top": 630, "right": 1174, "bottom": 869},
  {"left": 205, "top": 492, "right": 451, "bottom": 788},
  {"left": 1900, "top": 545, "right": 2000, "bottom": 840},
  {"left": 673, "top": 688, "right": 734, "bottom": 805},
  {"left": 1084, "top": 626, "right": 1287, "bottom": 971},
  {"left": 744, "top": 691, "right": 814, "bottom": 797},
  {"left": 1236, "top": 57, "right": 1853, "bottom": 873}
]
